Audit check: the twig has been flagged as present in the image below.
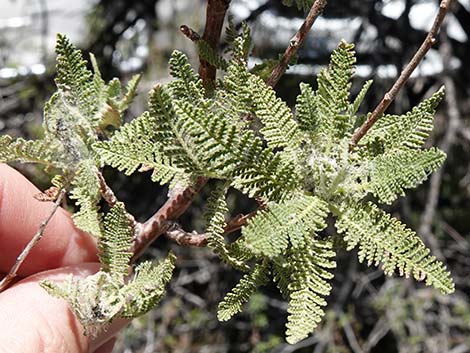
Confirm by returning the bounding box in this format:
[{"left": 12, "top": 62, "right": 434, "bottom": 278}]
[
  {"left": 0, "top": 189, "right": 66, "bottom": 292},
  {"left": 132, "top": 177, "right": 207, "bottom": 260},
  {"left": 350, "top": 0, "right": 454, "bottom": 149},
  {"left": 266, "top": 0, "right": 327, "bottom": 87},
  {"left": 132, "top": 0, "right": 231, "bottom": 260},
  {"left": 224, "top": 206, "right": 265, "bottom": 234},
  {"left": 343, "top": 318, "right": 364, "bottom": 353},
  {"left": 180, "top": 25, "right": 201, "bottom": 42},
  {"left": 165, "top": 224, "right": 208, "bottom": 247},
  {"left": 161, "top": 207, "right": 264, "bottom": 248},
  {"left": 97, "top": 171, "right": 137, "bottom": 230},
  {"left": 198, "top": 0, "right": 231, "bottom": 90},
  {"left": 362, "top": 318, "right": 390, "bottom": 353},
  {"left": 97, "top": 171, "right": 118, "bottom": 207}
]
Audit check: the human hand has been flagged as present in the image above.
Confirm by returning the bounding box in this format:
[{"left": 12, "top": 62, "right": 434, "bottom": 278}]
[{"left": 0, "top": 164, "right": 124, "bottom": 353}]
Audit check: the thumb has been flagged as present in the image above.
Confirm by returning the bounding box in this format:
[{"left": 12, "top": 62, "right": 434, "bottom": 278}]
[{"left": 0, "top": 263, "right": 127, "bottom": 353}]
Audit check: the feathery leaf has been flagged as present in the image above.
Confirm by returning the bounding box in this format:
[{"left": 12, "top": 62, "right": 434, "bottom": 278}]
[
  {"left": 336, "top": 201, "right": 454, "bottom": 294},
  {"left": 244, "top": 194, "right": 328, "bottom": 258},
  {"left": 218, "top": 261, "right": 270, "bottom": 321}
]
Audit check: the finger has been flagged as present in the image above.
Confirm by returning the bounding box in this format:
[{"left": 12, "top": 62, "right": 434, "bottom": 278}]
[
  {"left": 0, "top": 264, "right": 129, "bottom": 353},
  {"left": 0, "top": 164, "right": 97, "bottom": 276},
  {"left": 0, "top": 264, "right": 98, "bottom": 353},
  {"left": 92, "top": 337, "right": 117, "bottom": 353}
]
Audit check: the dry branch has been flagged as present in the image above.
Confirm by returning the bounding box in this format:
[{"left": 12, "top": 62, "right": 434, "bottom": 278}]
[
  {"left": 266, "top": 0, "right": 327, "bottom": 87},
  {"left": 132, "top": 0, "right": 231, "bottom": 260},
  {"left": 0, "top": 189, "right": 66, "bottom": 292},
  {"left": 350, "top": 0, "right": 454, "bottom": 148}
]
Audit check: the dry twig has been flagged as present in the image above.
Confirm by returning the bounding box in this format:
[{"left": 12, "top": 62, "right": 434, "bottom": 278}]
[
  {"left": 0, "top": 189, "right": 66, "bottom": 292},
  {"left": 266, "top": 0, "right": 327, "bottom": 87},
  {"left": 180, "top": 25, "right": 201, "bottom": 42},
  {"left": 350, "top": 0, "right": 454, "bottom": 149},
  {"left": 97, "top": 171, "right": 118, "bottom": 207}
]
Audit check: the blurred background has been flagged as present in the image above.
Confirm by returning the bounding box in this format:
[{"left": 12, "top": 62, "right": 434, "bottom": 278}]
[{"left": 0, "top": 0, "right": 469, "bottom": 352}]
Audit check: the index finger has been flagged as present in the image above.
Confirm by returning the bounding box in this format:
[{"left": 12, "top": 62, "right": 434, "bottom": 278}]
[{"left": 0, "top": 164, "right": 98, "bottom": 276}]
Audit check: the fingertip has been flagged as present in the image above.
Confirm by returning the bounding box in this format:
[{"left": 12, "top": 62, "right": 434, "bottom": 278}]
[
  {"left": 92, "top": 337, "right": 117, "bottom": 353},
  {"left": 0, "top": 164, "right": 97, "bottom": 275},
  {"left": 0, "top": 263, "right": 101, "bottom": 353}
]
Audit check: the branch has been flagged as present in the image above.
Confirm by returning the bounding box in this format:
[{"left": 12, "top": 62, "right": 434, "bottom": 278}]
[
  {"left": 165, "top": 224, "right": 208, "bottom": 247},
  {"left": 266, "top": 0, "right": 327, "bottom": 88},
  {"left": 97, "top": 171, "right": 118, "bottom": 207},
  {"left": 224, "top": 203, "right": 266, "bottom": 234},
  {"left": 198, "top": 0, "right": 231, "bottom": 90},
  {"left": 132, "top": 177, "right": 207, "bottom": 260},
  {"left": 350, "top": 0, "right": 454, "bottom": 149},
  {"left": 132, "top": 0, "right": 231, "bottom": 260},
  {"left": 162, "top": 206, "right": 265, "bottom": 248},
  {"left": 0, "top": 189, "right": 66, "bottom": 292},
  {"left": 180, "top": 25, "right": 201, "bottom": 42}
]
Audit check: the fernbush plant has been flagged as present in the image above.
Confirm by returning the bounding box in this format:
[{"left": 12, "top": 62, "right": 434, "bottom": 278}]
[{"left": 0, "top": 2, "right": 454, "bottom": 345}]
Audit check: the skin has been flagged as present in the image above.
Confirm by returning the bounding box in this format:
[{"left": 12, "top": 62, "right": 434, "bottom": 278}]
[{"left": 0, "top": 164, "right": 126, "bottom": 353}]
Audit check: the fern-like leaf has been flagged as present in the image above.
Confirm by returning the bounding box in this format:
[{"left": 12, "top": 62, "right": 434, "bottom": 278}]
[
  {"left": 150, "top": 85, "right": 300, "bottom": 200},
  {"left": 69, "top": 159, "right": 102, "bottom": 237},
  {"left": 218, "top": 261, "right": 270, "bottom": 321},
  {"left": 55, "top": 34, "right": 98, "bottom": 125},
  {"left": 286, "top": 235, "right": 336, "bottom": 344},
  {"left": 295, "top": 82, "right": 320, "bottom": 135},
  {"left": 99, "top": 202, "right": 133, "bottom": 281},
  {"left": 94, "top": 112, "right": 188, "bottom": 187},
  {"left": 368, "top": 147, "right": 446, "bottom": 204},
  {"left": 41, "top": 271, "right": 123, "bottom": 337},
  {"left": 335, "top": 201, "right": 455, "bottom": 294},
  {"left": 0, "top": 136, "right": 56, "bottom": 166},
  {"left": 205, "top": 183, "right": 249, "bottom": 270},
  {"left": 362, "top": 87, "right": 445, "bottom": 151},
  {"left": 348, "top": 79, "right": 373, "bottom": 116},
  {"left": 316, "top": 40, "right": 356, "bottom": 138},
  {"left": 284, "top": 237, "right": 336, "bottom": 344},
  {"left": 122, "top": 251, "right": 176, "bottom": 317},
  {"left": 117, "top": 74, "right": 142, "bottom": 113},
  {"left": 168, "top": 50, "right": 205, "bottom": 102},
  {"left": 148, "top": 85, "right": 208, "bottom": 174},
  {"left": 249, "top": 74, "right": 303, "bottom": 152},
  {"left": 243, "top": 193, "right": 328, "bottom": 258}
]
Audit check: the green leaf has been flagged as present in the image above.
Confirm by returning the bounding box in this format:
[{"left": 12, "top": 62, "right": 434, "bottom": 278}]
[
  {"left": 336, "top": 201, "right": 455, "bottom": 295},
  {"left": 55, "top": 34, "right": 102, "bottom": 127},
  {"left": 0, "top": 135, "right": 56, "bottom": 166},
  {"left": 348, "top": 79, "right": 373, "bottom": 116},
  {"left": 368, "top": 147, "right": 446, "bottom": 204},
  {"left": 243, "top": 194, "right": 328, "bottom": 258},
  {"left": 249, "top": 74, "right": 303, "bottom": 152},
  {"left": 69, "top": 159, "right": 102, "bottom": 237},
  {"left": 362, "top": 87, "right": 445, "bottom": 152},
  {"left": 168, "top": 50, "right": 205, "bottom": 101},
  {"left": 218, "top": 261, "right": 270, "bottom": 321},
  {"left": 122, "top": 251, "right": 176, "bottom": 317},
  {"left": 316, "top": 40, "right": 356, "bottom": 138},
  {"left": 205, "top": 183, "right": 250, "bottom": 270},
  {"left": 99, "top": 202, "right": 133, "bottom": 281},
  {"left": 295, "top": 82, "right": 320, "bottom": 135},
  {"left": 284, "top": 238, "right": 336, "bottom": 344},
  {"left": 94, "top": 112, "right": 188, "bottom": 187}
]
